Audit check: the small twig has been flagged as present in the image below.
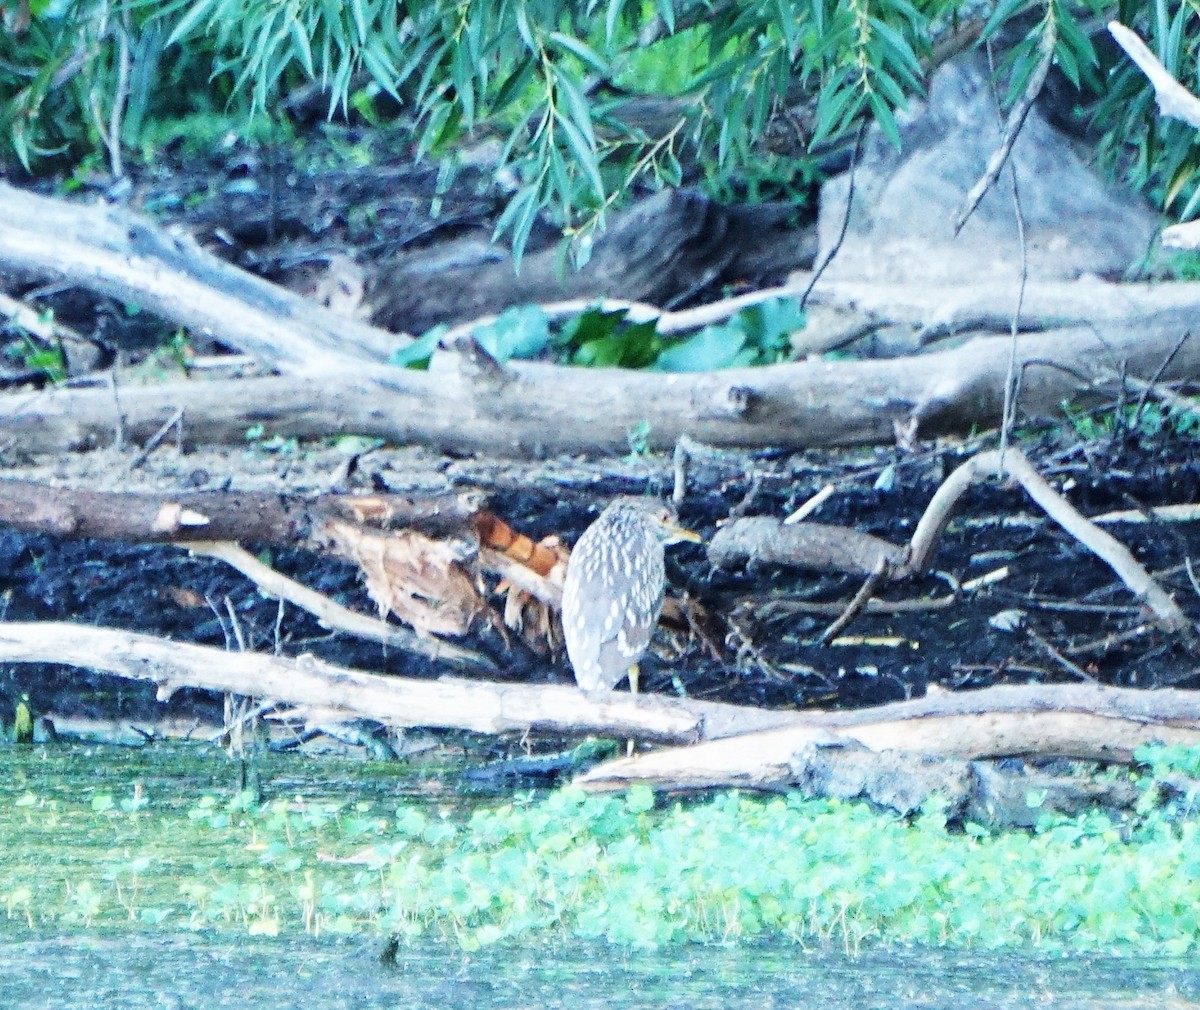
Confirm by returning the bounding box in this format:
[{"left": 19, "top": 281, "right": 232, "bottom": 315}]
[
  {"left": 108, "top": 365, "right": 125, "bottom": 451},
  {"left": 801, "top": 121, "right": 866, "bottom": 311},
  {"left": 784, "top": 484, "right": 834, "bottom": 525},
  {"left": 224, "top": 595, "right": 247, "bottom": 652},
  {"left": 727, "top": 472, "right": 765, "bottom": 521},
  {"left": 725, "top": 614, "right": 789, "bottom": 683},
  {"left": 273, "top": 596, "right": 286, "bottom": 656},
  {"left": 1186, "top": 556, "right": 1200, "bottom": 601},
  {"left": 756, "top": 593, "right": 958, "bottom": 618},
  {"left": 820, "top": 556, "right": 891, "bottom": 645},
  {"left": 1002, "top": 596, "right": 1141, "bottom": 616},
  {"left": 1130, "top": 331, "right": 1191, "bottom": 433},
  {"left": 983, "top": 39, "right": 1031, "bottom": 461},
  {"left": 1024, "top": 625, "right": 1097, "bottom": 681},
  {"left": 205, "top": 594, "right": 233, "bottom": 651},
  {"left": 1064, "top": 623, "right": 1153, "bottom": 658},
  {"left": 672, "top": 435, "right": 694, "bottom": 504},
  {"left": 954, "top": 20, "right": 1055, "bottom": 235},
  {"left": 906, "top": 447, "right": 1189, "bottom": 631},
  {"left": 127, "top": 406, "right": 184, "bottom": 469}
]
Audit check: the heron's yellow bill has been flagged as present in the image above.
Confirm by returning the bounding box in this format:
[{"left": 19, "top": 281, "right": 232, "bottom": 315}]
[{"left": 662, "top": 521, "right": 703, "bottom": 545}]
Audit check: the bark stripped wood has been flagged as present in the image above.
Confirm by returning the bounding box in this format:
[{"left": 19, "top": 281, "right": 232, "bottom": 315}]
[
  {"left": 712, "top": 447, "right": 1189, "bottom": 634},
  {"left": 801, "top": 276, "right": 1200, "bottom": 345},
  {"left": 577, "top": 704, "right": 1200, "bottom": 792},
  {"left": 1107, "top": 22, "right": 1200, "bottom": 257},
  {"left": 576, "top": 681, "right": 1200, "bottom": 793},
  {"left": 1163, "top": 220, "right": 1200, "bottom": 251},
  {"left": 3, "top": 309, "right": 1198, "bottom": 458},
  {"left": 0, "top": 621, "right": 806, "bottom": 743},
  {"left": 5, "top": 621, "right": 1200, "bottom": 763},
  {"left": 1109, "top": 22, "right": 1200, "bottom": 130},
  {"left": 907, "top": 448, "right": 1189, "bottom": 631},
  {"left": 179, "top": 540, "right": 490, "bottom": 669},
  {"left": 0, "top": 182, "right": 405, "bottom": 371},
  {"left": 709, "top": 518, "right": 904, "bottom": 575}
]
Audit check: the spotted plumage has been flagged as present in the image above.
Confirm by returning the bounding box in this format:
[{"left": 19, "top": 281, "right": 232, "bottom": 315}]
[{"left": 562, "top": 497, "right": 700, "bottom": 698}]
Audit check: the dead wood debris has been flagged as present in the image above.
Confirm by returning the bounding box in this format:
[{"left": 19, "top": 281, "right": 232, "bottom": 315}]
[
  {"left": 710, "top": 446, "right": 1191, "bottom": 637},
  {"left": 3, "top": 180, "right": 1199, "bottom": 458},
  {"left": 321, "top": 519, "right": 488, "bottom": 638}
]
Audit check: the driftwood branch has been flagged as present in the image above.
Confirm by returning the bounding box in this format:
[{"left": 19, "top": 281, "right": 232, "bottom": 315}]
[
  {"left": 909, "top": 448, "right": 1188, "bottom": 630},
  {"left": 0, "top": 478, "right": 483, "bottom": 544},
  {"left": 4, "top": 620, "right": 1199, "bottom": 771},
  {"left": 577, "top": 682, "right": 1200, "bottom": 792},
  {"left": 2, "top": 184, "right": 1197, "bottom": 458},
  {"left": 801, "top": 277, "right": 1200, "bottom": 345},
  {"left": 711, "top": 447, "right": 1189, "bottom": 633},
  {"left": 4, "top": 309, "right": 1198, "bottom": 457},
  {"left": 0, "top": 621, "right": 802, "bottom": 744},
  {"left": 1109, "top": 21, "right": 1200, "bottom": 130},
  {"left": 0, "top": 479, "right": 575, "bottom": 663},
  {"left": 0, "top": 182, "right": 405, "bottom": 371}
]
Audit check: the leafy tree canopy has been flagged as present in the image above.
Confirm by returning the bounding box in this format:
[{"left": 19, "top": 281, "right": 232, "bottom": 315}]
[{"left": 1, "top": 0, "right": 1197, "bottom": 262}]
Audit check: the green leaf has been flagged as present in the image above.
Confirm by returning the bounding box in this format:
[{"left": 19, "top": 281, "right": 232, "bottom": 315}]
[
  {"left": 472, "top": 306, "right": 551, "bottom": 362},
  {"left": 494, "top": 188, "right": 542, "bottom": 271},
  {"left": 869, "top": 90, "right": 902, "bottom": 148},
  {"left": 362, "top": 41, "right": 403, "bottom": 102},
  {"left": 655, "top": 324, "right": 748, "bottom": 371},
  {"left": 625, "top": 783, "right": 656, "bottom": 813},
  {"left": 571, "top": 318, "right": 661, "bottom": 368},
  {"left": 982, "top": 0, "right": 1034, "bottom": 39},
  {"left": 287, "top": 19, "right": 315, "bottom": 77},
  {"left": 389, "top": 326, "right": 445, "bottom": 369},
  {"left": 549, "top": 32, "right": 610, "bottom": 76},
  {"left": 605, "top": 0, "right": 625, "bottom": 46},
  {"left": 493, "top": 57, "right": 537, "bottom": 113},
  {"left": 166, "top": 1, "right": 217, "bottom": 47},
  {"left": 557, "top": 114, "right": 604, "bottom": 200},
  {"left": 554, "top": 69, "right": 597, "bottom": 150},
  {"left": 654, "top": 0, "right": 676, "bottom": 35}
]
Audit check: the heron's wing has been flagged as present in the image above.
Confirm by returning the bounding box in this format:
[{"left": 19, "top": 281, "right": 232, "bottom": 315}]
[{"left": 562, "top": 524, "right": 665, "bottom": 691}]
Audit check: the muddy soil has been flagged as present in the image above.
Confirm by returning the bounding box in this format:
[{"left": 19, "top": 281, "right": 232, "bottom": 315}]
[
  {"left": 3, "top": 426, "right": 1199, "bottom": 734},
  {"left": 2, "top": 130, "right": 1198, "bottom": 738}
]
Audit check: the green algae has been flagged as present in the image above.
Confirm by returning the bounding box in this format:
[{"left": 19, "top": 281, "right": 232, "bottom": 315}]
[{"left": 1, "top": 743, "right": 1199, "bottom": 954}]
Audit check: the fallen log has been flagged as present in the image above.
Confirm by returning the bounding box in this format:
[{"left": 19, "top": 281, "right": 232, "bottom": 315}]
[
  {"left": 0, "top": 182, "right": 404, "bottom": 371},
  {"left": 0, "top": 479, "right": 482, "bottom": 544},
  {"left": 4, "top": 309, "right": 1197, "bottom": 457},
  {"left": 0, "top": 621, "right": 805, "bottom": 744},
  {"left": 576, "top": 683, "right": 1200, "bottom": 792},
  {"left": 4, "top": 616, "right": 1198, "bottom": 776},
  {"left": 2, "top": 183, "right": 1197, "bottom": 458}
]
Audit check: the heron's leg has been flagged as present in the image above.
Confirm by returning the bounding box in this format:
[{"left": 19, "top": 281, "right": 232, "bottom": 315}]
[{"left": 626, "top": 663, "right": 641, "bottom": 756}]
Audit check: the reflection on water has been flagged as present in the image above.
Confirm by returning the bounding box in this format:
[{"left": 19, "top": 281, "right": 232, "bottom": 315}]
[{"left": 5, "top": 933, "right": 1196, "bottom": 1010}]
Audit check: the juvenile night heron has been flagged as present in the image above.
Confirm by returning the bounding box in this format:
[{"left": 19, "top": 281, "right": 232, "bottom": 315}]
[{"left": 562, "top": 497, "right": 701, "bottom": 698}]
